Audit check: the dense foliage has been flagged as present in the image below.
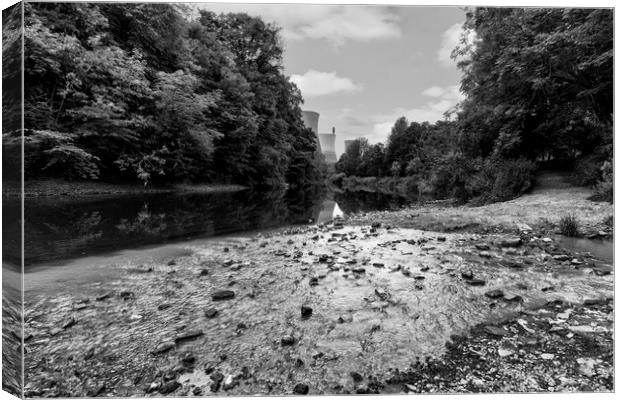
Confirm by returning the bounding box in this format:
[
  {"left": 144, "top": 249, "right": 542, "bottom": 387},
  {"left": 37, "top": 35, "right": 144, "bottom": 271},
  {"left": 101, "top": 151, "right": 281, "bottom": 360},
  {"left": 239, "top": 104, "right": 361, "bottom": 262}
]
[
  {"left": 3, "top": 3, "right": 322, "bottom": 188},
  {"left": 336, "top": 7, "right": 612, "bottom": 203}
]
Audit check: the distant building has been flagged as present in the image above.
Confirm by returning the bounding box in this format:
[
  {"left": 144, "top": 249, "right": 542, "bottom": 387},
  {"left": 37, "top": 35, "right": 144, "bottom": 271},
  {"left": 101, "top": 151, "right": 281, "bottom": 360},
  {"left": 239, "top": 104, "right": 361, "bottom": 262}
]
[
  {"left": 301, "top": 110, "right": 337, "bottom": 164},
  {"left": 344, "top": 139, "right": 356, "bottom": 152}
]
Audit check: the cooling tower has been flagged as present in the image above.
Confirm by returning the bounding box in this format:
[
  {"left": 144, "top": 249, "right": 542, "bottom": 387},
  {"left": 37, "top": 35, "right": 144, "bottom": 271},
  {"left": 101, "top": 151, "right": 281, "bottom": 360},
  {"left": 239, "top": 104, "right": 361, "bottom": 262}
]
[
  {"left": 301, "top": 110, "right": 321, "bottom": 153},
  {"left": 318, "top": 133, "right": 337, "bottom": 164}
]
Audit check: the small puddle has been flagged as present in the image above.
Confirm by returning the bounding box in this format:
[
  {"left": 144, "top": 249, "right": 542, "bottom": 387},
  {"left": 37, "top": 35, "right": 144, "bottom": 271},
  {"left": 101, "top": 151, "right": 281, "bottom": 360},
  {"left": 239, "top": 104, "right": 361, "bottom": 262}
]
[{"left": 558, "top": 237, "right": 613, "bottom": 263}]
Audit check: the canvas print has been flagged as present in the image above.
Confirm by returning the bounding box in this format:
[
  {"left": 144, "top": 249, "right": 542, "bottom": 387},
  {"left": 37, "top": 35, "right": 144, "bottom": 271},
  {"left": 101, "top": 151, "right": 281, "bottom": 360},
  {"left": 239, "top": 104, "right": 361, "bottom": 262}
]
[{"left": 1, "top": 1, "right": 614, "bottom": 397}]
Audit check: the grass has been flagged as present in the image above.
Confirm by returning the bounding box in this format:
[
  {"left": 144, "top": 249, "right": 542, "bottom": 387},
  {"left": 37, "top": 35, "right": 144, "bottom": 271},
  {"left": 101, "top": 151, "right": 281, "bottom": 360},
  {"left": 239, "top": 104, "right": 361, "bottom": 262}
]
[{"left": 559, "top": 214, "right": 580, "bottom": 237}]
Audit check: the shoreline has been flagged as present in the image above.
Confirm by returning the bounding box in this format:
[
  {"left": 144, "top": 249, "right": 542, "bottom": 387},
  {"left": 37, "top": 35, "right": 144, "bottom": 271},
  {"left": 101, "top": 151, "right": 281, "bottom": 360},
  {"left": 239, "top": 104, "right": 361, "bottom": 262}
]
[{"left": 2, "top": 179, "right": 248, "bottom": 198}]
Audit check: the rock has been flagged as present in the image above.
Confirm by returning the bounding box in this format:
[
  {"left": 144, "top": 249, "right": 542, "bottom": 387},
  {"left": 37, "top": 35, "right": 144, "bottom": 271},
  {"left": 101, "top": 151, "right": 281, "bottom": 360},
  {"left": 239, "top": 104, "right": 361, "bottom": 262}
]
[
  {"left": 552, "top": 254, "right": 570, "bottom": 262},
  {"left": 222, "top": 374, "right": 238, "bottom": 390},
  {"left": 350, "top": 371, "right": 364, "bottom": 382},
  {"left": 475, "top": 243, "right": 490, "bottom": 251},
  {"left": 151, "top": 341, "right": 175, "bottom": 355},
  {"left": 484, "top": 326, "right": 510, "bottom": 337},
  {"left": 375, "top": 287, "right": 388, "bottom": 300},
  {"left": 205, "top": 308, "right": 218, "bottom": 318},
  {"left": 199, "top": 269, "right": 209, "bottom": 276},
  {"left": 61, "top": 317, "right": 77, "bottom": 330},
  {"left": 479, "top": 251, "right": 491, "bottom": 258},
  {"left": 541, "top": 353, "right": 555, "bottom": 360},
  {"left": 466, "top": 278, "right": 486, "bottom": 286},
  {"left": 542, "top": 237, "right": 553, "bottom": 243},
  {"left": 437, "top": 236, "right": 446, "bottom": 242},
  {"left": 516, "top": 223, "right": 532, "bottom": 232},
  {"left": 158, "top": 381, "right": 180, "bottom": 394},
  {"left": 293, "top": 383, "right": 309, "bottom": 395},
  {"left": 583, "top": 298, "right": 607, "bottom": 306},
  {"left": 461, "top": 271, "right": 474, "bottom": 280},
  {"left": 372, "top": 262, "right": 385, "bottom": 268},
  {"left": 281, "top": 335, "right": 295, "bottom": 346},
  {"left": 498, "top": 347, "right": 514, "bottom": 357},
  {"left": 420, "top": 266, "right": 429, "bottom": 272},
  {"left": 193, "top": 387, "right": 203, "bottom": 396},
  {"left": 167, "top": 260, "right": 177, "bottom": 266},
  {"left": 301, "top": 305, "right": 313, "bottom": 319},
  {"left": 503, "top": 293, "right": 523, "bottom": 302},
  {"left": 592, "top": 265, "right": 612, "bottom": 276},
  {"left": 212, "top": 290, "right": 235, "bottom": 301},
  {"left": 210, "top": 371, "right": 224, "bottom": 383},
  {"left": 119, "top": 291, "right": 135, "bottom": 300},
  {"left": 371, "top": 222, "right": 381, "bottom": 228},
  {"left": 157, "top": 303, "right": 172, "bottom": 311},
  {"left": 95, "top": 291, "right": 114, "bottom": 301},
  {"left": 210, "top": 371, "right": 224, "bottom": 392},
  {"left": 485, "top": 289, "right": 504, "bottom": 299},
  {"left": 500, "top": 238, "right": 522, "bottom": 248},
  {"left": 338, "top": 314, "right": 353, "bottom": 323},
  {"left": 175, "top": 329, "right": 203, "bottom": 342},
  {"left": 351, "top": 267, "right": 366, "bottom": 273},
  {"left": 309, "top": 277, "right": 319, "bottom": 286},
  {"left": 181, "top": 353, "right": 195, "bottom": 364}
]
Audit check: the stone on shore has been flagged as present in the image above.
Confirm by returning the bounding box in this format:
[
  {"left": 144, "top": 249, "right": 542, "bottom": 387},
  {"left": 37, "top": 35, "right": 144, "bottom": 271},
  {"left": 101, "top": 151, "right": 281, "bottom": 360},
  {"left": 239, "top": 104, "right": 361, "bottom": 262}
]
[
  {"left": 212, "top": 290, "right": 235, "bottom": 301},
  {"left": 293, "top": 383, "right": 309, "bottom": 394},
  {"left": 500, "top": 238, "right": 522, "bottom": 248}
]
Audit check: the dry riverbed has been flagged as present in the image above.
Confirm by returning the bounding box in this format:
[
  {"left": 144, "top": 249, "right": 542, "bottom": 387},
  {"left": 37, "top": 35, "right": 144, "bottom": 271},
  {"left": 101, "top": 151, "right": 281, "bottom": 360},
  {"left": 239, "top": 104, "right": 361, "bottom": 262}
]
[{"left": 20, "top": 203, "right": 614, "bottom": 397}]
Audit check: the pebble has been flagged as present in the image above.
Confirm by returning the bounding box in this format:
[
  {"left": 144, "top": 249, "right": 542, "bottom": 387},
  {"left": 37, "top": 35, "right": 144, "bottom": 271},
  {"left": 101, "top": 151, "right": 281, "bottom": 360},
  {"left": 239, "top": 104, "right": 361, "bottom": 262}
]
[
  {"left": 175, "top": 329, "right": 203, "bottom": 342},
  {"left": 301, "top": 305, "right": 313, "bottom": 319},
  {"left": 293, "top": 383, "right": 309, "bottom": 394},
  {"left": 205, "top": 308, "right": 218, "bottom": 318},
  {"left": 485, "top": 289, "right": 504, "bottom": 299},
  {"left": 212, "top": 290, "right": 235, "bottom": 301},
  {"left": 151, "top": 341, "right": 175, "bottom": 355}
]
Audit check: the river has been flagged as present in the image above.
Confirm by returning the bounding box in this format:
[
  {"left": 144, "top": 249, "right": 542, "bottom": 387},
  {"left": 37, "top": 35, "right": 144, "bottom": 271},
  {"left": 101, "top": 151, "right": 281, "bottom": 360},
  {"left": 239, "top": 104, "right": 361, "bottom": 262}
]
[{"left": 2, "top": 189, "right": 416, "bottom": 269}]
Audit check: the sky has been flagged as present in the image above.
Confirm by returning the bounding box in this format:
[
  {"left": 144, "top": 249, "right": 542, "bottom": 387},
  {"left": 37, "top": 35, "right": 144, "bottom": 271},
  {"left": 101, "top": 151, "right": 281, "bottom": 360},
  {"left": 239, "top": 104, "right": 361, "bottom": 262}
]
[{"left": 198, "top": 2, "right": 468, "bottom": 156}]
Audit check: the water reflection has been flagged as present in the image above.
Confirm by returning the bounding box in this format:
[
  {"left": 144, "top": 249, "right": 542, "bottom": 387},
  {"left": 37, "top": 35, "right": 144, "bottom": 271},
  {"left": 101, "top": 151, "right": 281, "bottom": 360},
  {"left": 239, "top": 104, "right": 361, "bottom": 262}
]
[{"left": 4, "top": 188, "right": 415, "bottom": 267}]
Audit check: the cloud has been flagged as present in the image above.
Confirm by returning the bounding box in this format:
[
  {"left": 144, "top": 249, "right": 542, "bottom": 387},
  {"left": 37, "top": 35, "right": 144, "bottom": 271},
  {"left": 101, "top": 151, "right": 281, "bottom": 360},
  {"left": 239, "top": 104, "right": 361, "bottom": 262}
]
[
  {"left": 290, "top": 70, "right": 362, "bottom": 98},
  {"left": 371, "top": 85, "right": 465, "bottom": 140},
  {"left": 196, "top": 4, "right": 401, "bottom": 46},
  {"left": 422, "top": 85, "right": 463, "bottom": 100},
  {"left": 437, "top": 22, "right": 475, "bottom": 68}
]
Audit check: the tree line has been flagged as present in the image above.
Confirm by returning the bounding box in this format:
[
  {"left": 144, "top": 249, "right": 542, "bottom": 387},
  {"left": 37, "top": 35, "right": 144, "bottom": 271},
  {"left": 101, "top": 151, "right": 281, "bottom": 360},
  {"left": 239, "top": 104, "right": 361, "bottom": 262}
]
[
  {"left": 3, "top": 3, "right": 323, "bottom": 189},
  {"left": 336, "top": 8, "right": 612, "bottom": 203}
]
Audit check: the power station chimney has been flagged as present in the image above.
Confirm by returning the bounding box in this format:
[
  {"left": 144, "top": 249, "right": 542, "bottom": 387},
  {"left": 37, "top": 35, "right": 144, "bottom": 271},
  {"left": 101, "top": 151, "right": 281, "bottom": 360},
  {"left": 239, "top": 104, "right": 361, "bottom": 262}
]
[{"left": 332, "top": 127, "right": 335, "bottom": 135}]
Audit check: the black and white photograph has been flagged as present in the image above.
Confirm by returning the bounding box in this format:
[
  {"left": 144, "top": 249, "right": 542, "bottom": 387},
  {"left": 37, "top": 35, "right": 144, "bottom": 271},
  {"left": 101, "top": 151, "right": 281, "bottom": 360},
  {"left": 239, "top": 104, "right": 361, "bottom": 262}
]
[{"left": 1, "top": 0, "right": 615, "bottom": 397}]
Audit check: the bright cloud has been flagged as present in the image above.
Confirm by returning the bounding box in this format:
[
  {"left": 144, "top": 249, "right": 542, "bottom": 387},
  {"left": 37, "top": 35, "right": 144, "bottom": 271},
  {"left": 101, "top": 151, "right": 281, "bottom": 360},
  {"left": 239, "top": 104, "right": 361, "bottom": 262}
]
[
  {"left": 436, "top": 22, "right": 475, "bottom": 68},
  {"left": 371, "top": 85, "right": 465, "bottom": 141},
  {"left": 196, "top": 4, "right": 401, "bottom": 46},
  {"left": 290, "top": 70, "right": 362, "bottom": 98}
]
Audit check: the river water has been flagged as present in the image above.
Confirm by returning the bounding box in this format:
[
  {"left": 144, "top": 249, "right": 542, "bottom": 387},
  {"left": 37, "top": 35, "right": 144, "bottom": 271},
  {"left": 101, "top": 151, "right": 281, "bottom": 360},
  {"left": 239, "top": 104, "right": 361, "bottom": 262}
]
[{"left": 3, "top": 189, "right": 413, "bottom": 269}]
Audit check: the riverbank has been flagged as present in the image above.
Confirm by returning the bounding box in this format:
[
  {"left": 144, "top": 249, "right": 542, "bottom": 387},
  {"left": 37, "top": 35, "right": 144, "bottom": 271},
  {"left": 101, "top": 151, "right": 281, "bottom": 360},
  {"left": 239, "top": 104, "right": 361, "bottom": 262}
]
[
  {"left": 347, "top": 185, "right": 613, "bottom": 238},
  {"left": 2, "top": 179, "right": 247, "bottom": 198},
  {"left": 19, "top": 186, "right": 613, "bottom": 396}
]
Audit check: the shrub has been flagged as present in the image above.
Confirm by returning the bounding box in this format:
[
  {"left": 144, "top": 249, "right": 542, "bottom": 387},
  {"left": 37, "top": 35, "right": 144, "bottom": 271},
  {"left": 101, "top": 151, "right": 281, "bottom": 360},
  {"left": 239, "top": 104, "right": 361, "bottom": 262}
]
[
  {"left": 559, "top": 214, "right": 579, "bottom": 237},
  {"left": 590, "top": 160, "right": 613, "bottom": 203},
  {"left": 469, "top": 158, "right": 537, "bottom": 204}
]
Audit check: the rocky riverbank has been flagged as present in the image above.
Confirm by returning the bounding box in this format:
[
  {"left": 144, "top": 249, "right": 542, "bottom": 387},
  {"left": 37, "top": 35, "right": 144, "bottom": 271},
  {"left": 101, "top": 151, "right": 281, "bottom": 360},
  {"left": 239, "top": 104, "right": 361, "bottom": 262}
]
[{"left": 20, "top": 197, "right": 613, "bottom": 396}]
